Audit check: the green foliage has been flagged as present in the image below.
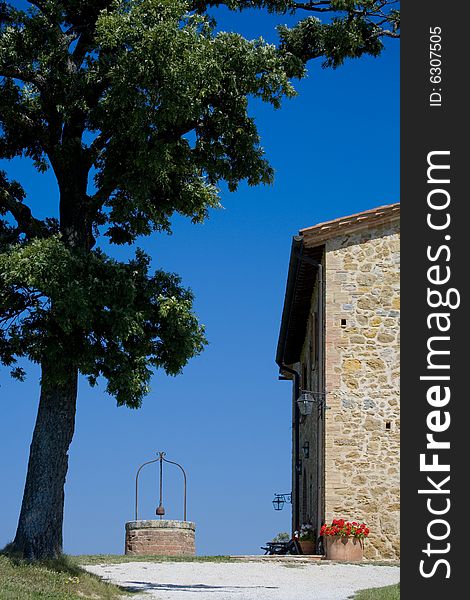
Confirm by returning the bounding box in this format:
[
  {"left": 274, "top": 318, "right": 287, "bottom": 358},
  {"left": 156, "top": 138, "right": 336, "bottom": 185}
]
[
  {"left": 278, "top": 15, "right": 383, "bottom": 68},
  {"left": 73, "top": 554, "right": 233, "bottom": 563},
  {"left": 272, "top": 531, "right": 290, "bottom": 542},
  {"left": 278, "top": 1, "right": 399, "bottom": 67},
  {"left": 354, "top": 583, "right": 400, "bottom": 600},
  {"left": 0, "top": 238, "right": 205, "bottom": 406},
  {"left": 0, "top": 0, "right": 399, "bottom": 406}
]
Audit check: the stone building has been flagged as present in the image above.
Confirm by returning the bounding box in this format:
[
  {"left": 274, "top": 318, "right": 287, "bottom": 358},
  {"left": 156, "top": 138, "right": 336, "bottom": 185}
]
[{"left": 276, "top": 203, "right": 400, "bottom": 559}]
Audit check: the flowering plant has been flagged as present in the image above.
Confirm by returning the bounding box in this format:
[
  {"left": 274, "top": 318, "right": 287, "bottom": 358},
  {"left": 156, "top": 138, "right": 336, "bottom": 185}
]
[
  {"left": 272, "top": 532, "right": 290, "bottom": 543},
  {"left": 320, "top": 519, "right": 369, "bottom": 539},
  {"left": 299, "top": 523, "right": 315, "bottom": 542}
]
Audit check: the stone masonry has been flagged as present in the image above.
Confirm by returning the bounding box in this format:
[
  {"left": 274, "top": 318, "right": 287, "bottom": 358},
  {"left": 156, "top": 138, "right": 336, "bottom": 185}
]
[
  {"left": 279, "top": 205, "right": 400, "bottom": 561},
  {"left": 125, "top": 520, "right": 196, "bottom": 556},
  {"left": 322, "top": 220, "right": 400, "bottom": 559}
]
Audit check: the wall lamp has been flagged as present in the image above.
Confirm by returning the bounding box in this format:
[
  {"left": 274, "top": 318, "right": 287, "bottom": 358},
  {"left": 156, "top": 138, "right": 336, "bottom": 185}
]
[
  {"left": 297, "top": 391, "right": 314, "bottom": 416},
  {"left": 297, "top": 390, "right": 328, "bottom": 417},
  {"left": 272, "top": 493, "right": 292, "bottom": 511}
]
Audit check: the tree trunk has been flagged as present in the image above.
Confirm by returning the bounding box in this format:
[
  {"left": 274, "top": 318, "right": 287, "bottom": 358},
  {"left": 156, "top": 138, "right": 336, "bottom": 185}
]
[{"left": 12, "top": 361, "right": 78, "bottom": 559}]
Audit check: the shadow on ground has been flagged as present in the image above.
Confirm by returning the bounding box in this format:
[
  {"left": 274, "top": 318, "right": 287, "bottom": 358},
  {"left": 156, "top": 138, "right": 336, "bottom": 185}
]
[{"left": 124, "top": 580, "right": 279, "bottom": 593}]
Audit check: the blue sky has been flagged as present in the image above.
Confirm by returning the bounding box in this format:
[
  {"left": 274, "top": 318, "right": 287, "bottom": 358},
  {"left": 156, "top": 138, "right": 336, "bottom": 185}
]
[{"left": 0, "top": 6, "right": 399, "bottom": 556}]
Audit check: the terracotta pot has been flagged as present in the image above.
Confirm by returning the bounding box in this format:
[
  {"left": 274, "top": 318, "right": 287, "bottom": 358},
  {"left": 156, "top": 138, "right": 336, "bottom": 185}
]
[
  {"left": 299, "top": 540, "right": 316, "bottom": 555},
  {"left": 324, "top": 536, "right": 364, "bottom": 561}
]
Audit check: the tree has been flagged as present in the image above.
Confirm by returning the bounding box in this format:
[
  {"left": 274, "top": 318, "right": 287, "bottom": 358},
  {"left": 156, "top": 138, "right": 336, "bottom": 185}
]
[{"left": 0, "top": 0, "right": 399, "bottom": 560}]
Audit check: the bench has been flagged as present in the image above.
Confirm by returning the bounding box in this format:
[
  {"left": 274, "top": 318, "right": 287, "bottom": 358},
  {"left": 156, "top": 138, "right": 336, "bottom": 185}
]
[{"left": 261, "top": 539, "right": 302, "bottom": 555}]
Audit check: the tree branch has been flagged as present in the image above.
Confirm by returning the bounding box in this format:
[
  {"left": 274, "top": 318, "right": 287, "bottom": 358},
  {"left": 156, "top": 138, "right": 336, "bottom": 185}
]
[
  {"left": 0, "top": 187, "right": 48, "bottom": 239},
  {"left": 374, "top": 29, "right": 399, "bottom": 38},
  {"left": 71, "top": 30, "right": 93, "bottom": 68},
  {"left": 291, "top": 2, "right": 335, "bottom": 12},
  {"left": 0, "top": 67, "right": 46, "bottom": 91},
  {"left": 88, "top": 130, "right": 112, "bottom": 162},
  {"left": 26, "top": 0, "right": 48, "bottom": 12},
  {"left": 90, "top": 117, "right": 201, "bottom": 209}
]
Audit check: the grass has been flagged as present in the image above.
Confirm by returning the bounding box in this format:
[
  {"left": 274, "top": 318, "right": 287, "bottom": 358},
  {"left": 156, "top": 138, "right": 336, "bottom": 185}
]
[
  {"left": 0, "top": 551, "right": 398, "bottom": 599},
  {"left": 0, "top": 554, "right": 131, "bottom": 600},
  {"left": 73, "top": 554, "right": 232, "bottom": 565},
  {"left": 353, "top": 583, "right": 400, "bottom": 599},
  {"left": 0, "top": 551, "right": 234, "bottom": 599}
]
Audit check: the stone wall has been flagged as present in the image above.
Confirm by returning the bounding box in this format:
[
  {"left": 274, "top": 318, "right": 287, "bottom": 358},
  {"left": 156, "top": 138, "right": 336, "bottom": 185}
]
[
  {"left": 323, "top": 219, "right": 400, "bottom": 559},
  {"left": 125, "top": 520, "right": 196, "bottom": 556}
]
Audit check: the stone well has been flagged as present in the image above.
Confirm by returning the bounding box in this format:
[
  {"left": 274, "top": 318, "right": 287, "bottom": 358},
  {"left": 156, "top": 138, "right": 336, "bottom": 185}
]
[{"left": 125, "top": 520, "right": 196, "bottom": 556}]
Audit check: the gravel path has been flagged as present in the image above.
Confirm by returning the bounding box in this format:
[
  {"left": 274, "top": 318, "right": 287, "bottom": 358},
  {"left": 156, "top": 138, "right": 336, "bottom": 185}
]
[{"left": 84, "top": 560, "right": 400, "bottom": 600}]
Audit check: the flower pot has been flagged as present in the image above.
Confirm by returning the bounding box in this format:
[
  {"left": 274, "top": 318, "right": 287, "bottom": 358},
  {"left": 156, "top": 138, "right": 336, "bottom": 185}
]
[
  {"left": 324, "top": 536, "right": 364, "bottom": 561},
  {"left": 299, "top": 540, "right": 316, "bottom": 555}
]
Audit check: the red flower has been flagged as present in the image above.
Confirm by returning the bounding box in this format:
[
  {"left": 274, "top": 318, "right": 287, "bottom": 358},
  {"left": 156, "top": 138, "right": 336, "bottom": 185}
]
[{"left": 321, "top": 518, "right": 370, "bottom": 538}]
